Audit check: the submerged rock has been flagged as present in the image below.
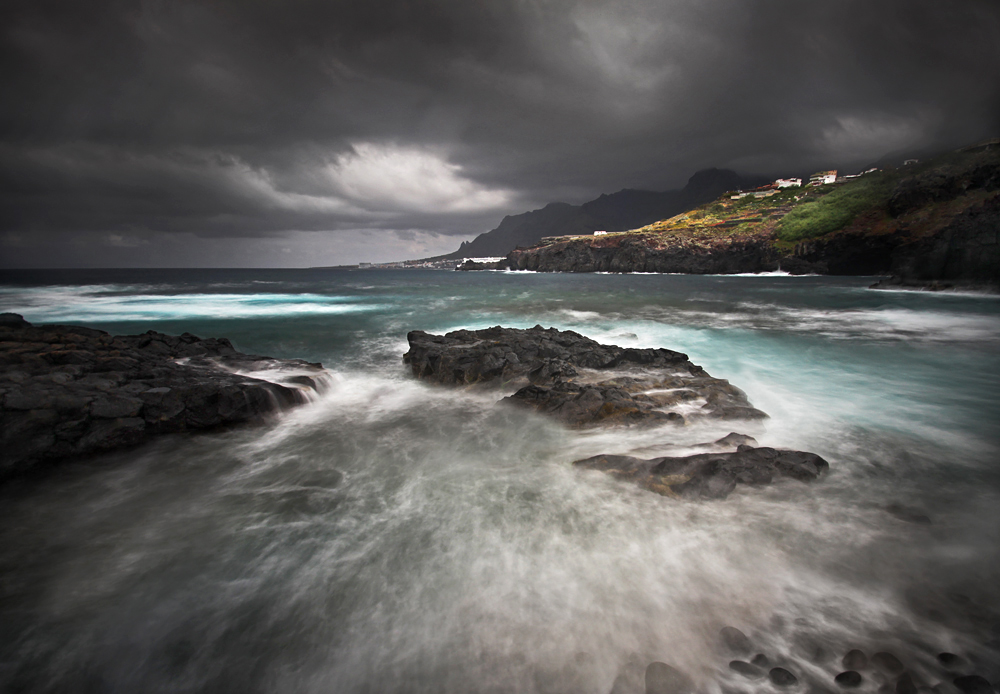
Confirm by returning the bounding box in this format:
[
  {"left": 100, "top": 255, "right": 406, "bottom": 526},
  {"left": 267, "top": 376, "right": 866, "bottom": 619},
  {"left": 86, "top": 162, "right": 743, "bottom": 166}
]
[
  {"left": 937, "top": 653, "right": 967, "bottom": 672},
  {"left": 573, "top": 445, "right": 829, "bottom": 500},
  {"left": 0, "top": 314, "right": 327, "bottom": 480},
  {"left": 403, "top": 325, "right": 767, "bottom": 427},
  {"left": 404, "top": 326, "right": 828, "bottom": 500},
  {"left": 952, "top": 676, "right": 993, "bottom": 694},
  {"left": 720, "top": 626, "right": 753, "bottom": 655},
  {"left": 885, "top": 503, "right": 933, "bottom": 525},
  {"left": 645, "top": 662, "right": 695, "bottom": 694},
  {"left": 770, "top": 668, "right": 798, "bottom": 686},
  {"left": 836, "top": 671, "right": 864, "bottom": 688},
  {"left": 871, "top": 652, "right": 905, "bottom": 675},
  {"left": 843, "top": 650, "right": 868, "bottom": 670},
  {"left": 897, "top": 673, "right": 917, "bottom": 694}
]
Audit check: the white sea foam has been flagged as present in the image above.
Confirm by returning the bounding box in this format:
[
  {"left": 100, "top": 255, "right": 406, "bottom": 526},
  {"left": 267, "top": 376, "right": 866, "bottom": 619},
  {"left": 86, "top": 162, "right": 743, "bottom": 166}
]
[
  {"left": 0, "top": 287, "right": 390, "bottom": 322},
  {"left": 1, "top": 272, "right": 997, "bottom": 692}
]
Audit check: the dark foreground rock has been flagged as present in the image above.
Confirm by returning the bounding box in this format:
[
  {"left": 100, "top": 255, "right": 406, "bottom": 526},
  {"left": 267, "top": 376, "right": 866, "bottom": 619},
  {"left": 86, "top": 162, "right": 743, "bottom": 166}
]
[
  {"left": 403, "top": 325, "right": 767, "bottom": 427},
  {"left": 573, "top": 439, "right": 829, "bottom": 500},
  {"left": 0, "top": 314, "right": 328, "bottom": 480}
]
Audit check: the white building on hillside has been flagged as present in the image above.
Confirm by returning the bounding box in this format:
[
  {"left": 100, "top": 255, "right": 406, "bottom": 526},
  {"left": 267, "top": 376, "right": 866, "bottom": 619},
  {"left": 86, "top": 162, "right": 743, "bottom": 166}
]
[
  {"left": 775, "top": 178, "right": 802, "bottom": 188},
  {"left": 809, "top": 170, "right": 838, "bottom": 186},
  {"left": 593, "top": 230, "right": 608, "bottom": 236}
]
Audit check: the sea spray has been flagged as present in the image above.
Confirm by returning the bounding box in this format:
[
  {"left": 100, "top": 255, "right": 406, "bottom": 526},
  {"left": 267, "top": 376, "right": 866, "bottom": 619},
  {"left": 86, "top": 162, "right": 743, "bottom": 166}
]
[{"left": 0, "top": 268, "right": 997, "bottom": 693}]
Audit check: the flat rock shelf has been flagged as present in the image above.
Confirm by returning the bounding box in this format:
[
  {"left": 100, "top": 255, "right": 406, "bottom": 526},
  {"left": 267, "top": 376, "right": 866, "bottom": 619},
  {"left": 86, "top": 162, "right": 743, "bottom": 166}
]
[
  {"left": 0, "top": 313, "right": 328, "bottom": 480},
  {"left": 404, "top": 325, "right": 767, "bottom": 427},
  {"left": 404, "top": 325, "right": 829, "bottom": 500}
]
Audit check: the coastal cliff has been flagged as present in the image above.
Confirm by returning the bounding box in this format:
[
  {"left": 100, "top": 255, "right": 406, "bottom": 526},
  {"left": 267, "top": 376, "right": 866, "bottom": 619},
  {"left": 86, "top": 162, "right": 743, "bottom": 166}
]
[{"left": 497, "top": 143, "right": 1000, "bottom": 288}]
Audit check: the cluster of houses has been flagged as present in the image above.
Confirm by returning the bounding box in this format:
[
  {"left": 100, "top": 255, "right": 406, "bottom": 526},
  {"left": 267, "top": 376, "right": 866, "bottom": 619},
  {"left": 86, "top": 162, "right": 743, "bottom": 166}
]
[{"left": 729, "top": 166, "right": 882, "bottom": 200}]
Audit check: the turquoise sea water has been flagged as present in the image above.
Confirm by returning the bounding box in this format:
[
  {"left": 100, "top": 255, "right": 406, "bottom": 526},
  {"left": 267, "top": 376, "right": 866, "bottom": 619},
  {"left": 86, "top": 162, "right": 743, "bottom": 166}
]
[{"left": 1, "top": 269, "right": 998, "bottom": 693}]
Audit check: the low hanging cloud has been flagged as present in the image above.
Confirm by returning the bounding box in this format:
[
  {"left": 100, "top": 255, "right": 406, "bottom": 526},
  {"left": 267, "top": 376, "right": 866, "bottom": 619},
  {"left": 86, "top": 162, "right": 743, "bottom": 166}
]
[{"left": 324, "top": 143, "right": 512, "bottom": 214}]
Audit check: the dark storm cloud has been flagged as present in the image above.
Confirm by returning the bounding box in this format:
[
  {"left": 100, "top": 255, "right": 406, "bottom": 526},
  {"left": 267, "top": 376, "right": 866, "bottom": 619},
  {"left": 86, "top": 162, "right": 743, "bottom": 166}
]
[{"left": 1, "top": 0, "right": 998, "bottom": 266}]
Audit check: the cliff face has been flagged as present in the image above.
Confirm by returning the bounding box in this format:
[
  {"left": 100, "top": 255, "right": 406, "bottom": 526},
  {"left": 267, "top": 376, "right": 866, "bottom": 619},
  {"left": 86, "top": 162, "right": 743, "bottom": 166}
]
[
  {"left": 501, "top": 145, "right": 1000, "bottom": 287},
  {"left": 508, "top": 231, "right": 779, "bottom": 274},
  {"left": 444, "top": 169, "right": 751, "bottom": 260},
  {"left": 889, "top": 195, "right": 1000, "bottom": 285}
]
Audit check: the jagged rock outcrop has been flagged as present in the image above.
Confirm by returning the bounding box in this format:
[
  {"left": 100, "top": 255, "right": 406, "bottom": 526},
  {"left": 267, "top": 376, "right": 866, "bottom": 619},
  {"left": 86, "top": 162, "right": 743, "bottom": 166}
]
[
  {"left": 0, "top": 314, "right": 328, "bottom": 479},
  {"left": 403, "top": 325, "right": 767, "bottom": 427},
  {"left": 574, "top": 438, "right": 829, "bottom": 500}
]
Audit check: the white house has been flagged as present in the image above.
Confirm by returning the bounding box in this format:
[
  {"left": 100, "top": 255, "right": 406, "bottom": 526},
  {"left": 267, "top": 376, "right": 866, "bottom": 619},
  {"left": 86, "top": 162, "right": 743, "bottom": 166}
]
[
  {"left": 809, "top": 170, "right": 838, "bottom": 186},
  {"left": 775, "top": 178, "right": 802, "bottom": 188},
  {"left": 593, "top": 230, "right": 608, "bottom": 236}
]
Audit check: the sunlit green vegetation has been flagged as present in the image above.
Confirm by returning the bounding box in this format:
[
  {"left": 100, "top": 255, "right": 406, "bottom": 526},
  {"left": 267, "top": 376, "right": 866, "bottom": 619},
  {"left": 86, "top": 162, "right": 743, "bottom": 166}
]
[{"left": 776, "top": 171, "right": 899, "bottom": 242}]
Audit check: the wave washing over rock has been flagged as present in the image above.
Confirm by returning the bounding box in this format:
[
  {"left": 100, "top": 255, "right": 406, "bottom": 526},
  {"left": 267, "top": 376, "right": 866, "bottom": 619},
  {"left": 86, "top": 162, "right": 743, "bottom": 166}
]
[
  {"left": 0, "top": 312, "right": 328, "bottom": 479},
  {"left": 1, "top": 271, "right": 998, "bottom": 694},
  {"left": 405, "top": 325, "right": 828, "bottom": 500}
]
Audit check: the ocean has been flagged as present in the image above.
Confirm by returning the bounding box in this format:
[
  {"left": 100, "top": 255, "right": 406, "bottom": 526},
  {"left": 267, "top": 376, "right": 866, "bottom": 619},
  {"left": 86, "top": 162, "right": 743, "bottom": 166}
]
[{"left": 1, "top": 268, "right": 998, "bottom": 693}]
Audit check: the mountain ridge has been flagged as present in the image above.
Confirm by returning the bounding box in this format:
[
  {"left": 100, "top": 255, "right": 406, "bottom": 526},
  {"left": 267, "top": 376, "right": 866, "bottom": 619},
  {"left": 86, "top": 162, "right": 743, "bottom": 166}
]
[{"left": 438, "top": 168, "right": 760, "bottom": 260}]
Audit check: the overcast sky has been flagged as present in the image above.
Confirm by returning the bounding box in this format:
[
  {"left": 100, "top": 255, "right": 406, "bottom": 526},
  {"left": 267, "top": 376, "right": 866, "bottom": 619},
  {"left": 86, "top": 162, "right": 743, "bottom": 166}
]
[{"left": 2, "top": 0, "right": 998, "bottom": 268}]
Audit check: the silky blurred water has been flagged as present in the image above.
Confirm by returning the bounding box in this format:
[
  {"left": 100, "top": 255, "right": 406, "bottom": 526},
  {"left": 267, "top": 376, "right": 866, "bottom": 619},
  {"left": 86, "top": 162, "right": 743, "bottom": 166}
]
[{"left": 1, "top": 269, "right": 998, "bottom": 694}]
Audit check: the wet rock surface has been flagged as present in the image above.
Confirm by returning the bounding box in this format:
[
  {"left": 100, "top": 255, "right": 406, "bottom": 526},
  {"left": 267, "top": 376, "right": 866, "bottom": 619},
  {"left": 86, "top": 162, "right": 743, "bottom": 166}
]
[
  {"left": 0, "top": 314, "right": 327, "bottom": 480},
  {"left": 404, "top": 326, "right": 831, "bottom": 501},
  {"left": 573, "top": 439, "right": 829, "bottom": 500},
  {"left": 836, "top": 670, "right": 864, "bottom": 687},
  {"left": 404, "top": 325, "right": 767, "bottom": 427},
  {"left": 611, "top": 625, "right": 998, "bottom": 694},
  {"left": 645, "top": 662, "right": 695, "bottom": 694}
]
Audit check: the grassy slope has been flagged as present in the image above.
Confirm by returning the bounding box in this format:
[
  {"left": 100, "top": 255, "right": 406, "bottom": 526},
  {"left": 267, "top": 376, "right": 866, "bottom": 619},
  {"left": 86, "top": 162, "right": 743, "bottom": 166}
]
[{"left": 528, "top": 145, "right": 999, "bottom": 256}]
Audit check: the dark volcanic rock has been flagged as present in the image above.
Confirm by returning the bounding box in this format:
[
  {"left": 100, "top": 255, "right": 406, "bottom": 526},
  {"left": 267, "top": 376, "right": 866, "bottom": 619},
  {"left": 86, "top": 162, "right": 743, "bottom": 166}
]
[
  {"left": 404, "top": 326, "right": 828, "bottom": 500},
  {"left": 885, "top": 195, "right": 1000, "bottom": 288},
  {"left": 885, "top": 504, "right": 932, "bottom": 524},
  {"left": 0, "top": 315, "right": 328, "bottom": 479},
  {"left": 871, "top": 652, "right": 905, "bottom": 675},
  {"left": 645, "top": 662, "right": 695, "bottom": 694},
  {"left": 770, "top": 668, "right": 798, "bottom": 686},
  {"left": 506, "top": 233, "right": 780, "bottom": 274},
  {"left": 573, "top": 445, "right": 829, "bottom": 500},
  {"left": 720, "top": 626, "right": 753, "bottom": 655},
  {"left": 896, "top": 673, "right": 917, "bottom": 694},
  {"left": 835, "top": 671, "right": 864, "bottom": 688},
  {"left": 937, "top": 653, "right": 967, "bottom": 671},
  {"left": 403, "top": 326, "right": 767, "bottom": 427},
  {"left": 952, "top": 676, "right": 993, "bottom": 694},
  {"left": 842, "top": 650, "right": 868, "bottom": 670}
]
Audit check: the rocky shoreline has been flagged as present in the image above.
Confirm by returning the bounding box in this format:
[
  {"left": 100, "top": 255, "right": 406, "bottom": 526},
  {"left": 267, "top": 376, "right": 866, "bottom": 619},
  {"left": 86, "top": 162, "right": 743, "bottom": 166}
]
[
  {"left": 454, "top": 149, "right": 1000, "bottom": 290},
  {"left": 0, "top": 313, "right": 328, "bottom": 480},
  {"left": 620, "top": 626, "right": 998, "bottom": 694},
  {"left": 404, "top": 325, "right": 830, "bottom": 500}
]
